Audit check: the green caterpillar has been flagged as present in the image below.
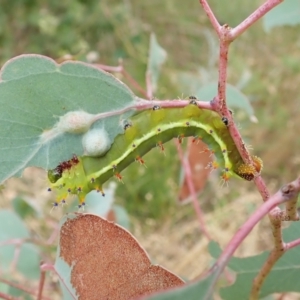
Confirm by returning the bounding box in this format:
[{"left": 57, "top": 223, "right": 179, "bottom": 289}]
[{"left": 48, "top": 102, "right": 262, "bottom": 207}]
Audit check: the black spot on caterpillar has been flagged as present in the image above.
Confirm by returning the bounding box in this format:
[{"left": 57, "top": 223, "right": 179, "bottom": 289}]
[
  {"left": 152, "top": 105, "right": 161, "bottom": 111},
  {"left": 123, "top": 121, "right": 132, "bottom": 131},
  {"left": 222, "top": 117, "right": 229, "bottom": 126},
  {"left": 48, "top": 104, "right": 262, "bottom": 205},
  {"left": 188, "top": 96, "right": 198, "bottom": 106}
]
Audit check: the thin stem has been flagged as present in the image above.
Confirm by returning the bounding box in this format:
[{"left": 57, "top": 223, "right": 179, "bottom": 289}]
[
  {"left": 216, "top": 27, "right": 231, "bottom": 113},
  {"left": 146, "top": 71, "right": 153, "bottom": 100},
  {"left": 94, "top": 64, "right": 122, "bottom": 73},
  {"left": 40, "top": 99, "right": 213, "bottom": 143},
  {"left": 91, "top": 99, "right": 213, "bottom": 123},
  {"left": 40, "top": 263, "right": 76, "bottom": 300},
  {"left": 250, "top": 177, "right": 300, "bottom": 299},
  {"left": 230, "top": 0, "right": 284, "bottom": 40},
  {"left": 285, "top": 238, "right": 300, "bottom": 250},
  {"left": 46, "top": 223, "right": 60, "bottom": 245},
  {"left": 250, "top": 249, "right": 284, "bottom": 300},
  {"left": 175, "top": 140, "right": 211, "bottom": 240},
  {"left": 0, "top": 292, "right": 18, "bottom": 300},
  {"left": 269, "top": 213, "right": 284, "bottom": 247},
  {"left": 199, "top": 0, "right": 221, "bottom": 35},
  {"left": 95, "top": 63, "right": 148, "bottom": 98},
  {"left": 203, "top": 178, "right": 300, "bottom": 299},
  {"left": 254, "top": 175, "right": 270, "bottom": 202},
  {"left": 284, "top": 197, "right": 299, "bottom": 221},
  {"left": 0, "top": 277, "right": 51, "bottom": 300},
  {"left": 37, "top": 264, "right": 46, "bottom": 300},
  {"left": 123, "top": 68, "right": 148, "bottom": 98}
]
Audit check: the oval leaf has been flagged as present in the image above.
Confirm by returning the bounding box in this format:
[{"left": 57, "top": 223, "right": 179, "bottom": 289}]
[
  {"left": 147, "top": 33, "right": 167, "bottom": 93},
  {"left": 263, "top": 0, "right": 300, "bottom": 32},
  {"left": 55, "top": 214, "right": 184, "bottom": 299},
  {"left": 0, "top": 54, "right": 136, "bottom": 183},
  {"left": 0, "top": 210, "right": 40, "bottom": 279}
]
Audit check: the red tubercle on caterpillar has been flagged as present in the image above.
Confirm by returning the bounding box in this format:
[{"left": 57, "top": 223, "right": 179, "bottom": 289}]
[
  {"left": 114, "top": 172, "right": 123, "bottom": 183},
  {"left": 178, "top": 134, "right": 185, "bottom": 144},
  {"left": 136, "top": 156, "right": 145, "bottom": 165},
  {"left": 157, "top": 141, "right": 165, "bottom": 153},
  {"left": 200, "top": 147, "right": 215, "bottom": 157},
  {"left": 192, "top": 136, "right": 202, "bottom": 144}
]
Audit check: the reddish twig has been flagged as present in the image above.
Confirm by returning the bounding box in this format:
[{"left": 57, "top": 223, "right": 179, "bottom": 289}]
[
  {"left": 201, "top": 177, "right": 300, "bottom": 300},
  {"left": 37, "top": 262, "right": 47, "bottom": 300},
  {"left": 285, "top": 238, "right": 300, "bottom": 250},
  {"left": 0, "top": 277, "right": 51, "bottom": 300},
  {"left": 175, "top": 140, "right": 212, "bottom": 239},
  {"left": 230, "top": 0, "right": 284, "bottom": 40},
  {"left": 46, "top": 223, "right": 60, "bottom": 245},
  {"left": 145, "top": 71, "right": 153, "bottom": 100},
  {"left": 40, "top": 263, "right": 76, "bottom": 300},
  {"left": 40, "top": 99, "right": 213, "bottom": 143},
  {"left": 95, "top": 62, "right": 149, "bottom": 98},
  {"left": 93, "top": 64, "right": 122, "bottom": 73},
  {"left": 250, "top": 178, "right": 300, "bottom": 300},
  {"left": 197, "top": 6, "right": 295, "bottom": 294},
  {"left": 123, "top": 68, "right": 149, "bottom": 99},
  {"left": 199, "top": 0, "right": 221, "bottom": 35},
  {"left": 0, "top": 292, "right": 18, "bottom": 300}
]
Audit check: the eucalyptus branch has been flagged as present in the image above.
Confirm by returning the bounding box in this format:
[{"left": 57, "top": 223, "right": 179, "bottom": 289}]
[
  {"left": 204, "top": 177, "right": 300, "bottom": 299},
  {"left": 230, "top": 0, "right": 284, "bottom": 40},
  {"left": 0, "top": 277, "right": 51, "bottom": 300},
  {"left": 0, "top": 291, "right": 18, "bottom": 300},
  {"left": 250, "top": 178, "right": 300, "bottom": 300},
  {"left": 95, "top": 62, "right": 149, "bottom": 98},
  {"left": 175, "top": 140, "right": 211, "bottom": 240},
  {"left": 199, "top": 0, "right": 221, "bottom": 35},
  {"left": 40, "top": 263, "right": 77, "bottom": 300}
]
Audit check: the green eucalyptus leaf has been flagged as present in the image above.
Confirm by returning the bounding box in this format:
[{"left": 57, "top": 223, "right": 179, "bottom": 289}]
[
  {"left": 196, "top": 82, "right": 255, "bottom": 118},
  {"left": 147, "top": 33, "right": 167, "bottom": 93},
  {"left": 0, "top": 210, "right": 40, "bottom": 279},
  {"left": 0, "top": 54, "right": 137, "bottom": 184},
  {"left": 209, "top": 223, "right": 300, "bottom": 299},
  {"left": 263, "top": 0, "right": 300, "bottom": 32}
]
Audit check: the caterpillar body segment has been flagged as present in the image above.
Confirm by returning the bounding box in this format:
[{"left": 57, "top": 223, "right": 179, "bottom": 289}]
[{"left": 48, "top": 104, "right": 262, "bottom": 205}]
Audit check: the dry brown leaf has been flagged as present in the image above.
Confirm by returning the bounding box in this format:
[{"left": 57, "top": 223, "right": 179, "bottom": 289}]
[
  {"left": 59, "top": 214, "right": 184, "bottom": 300},
  {"left": 178, "top": 138, "right": 212, "bottom": 203}
]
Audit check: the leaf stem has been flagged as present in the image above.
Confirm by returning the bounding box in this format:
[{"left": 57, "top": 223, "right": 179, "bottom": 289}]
[
  {"left": 0, "top": 277, "right": 50, "bottom": 300},
  {"left": 205, "top": 177, "right": 300, "bottom": 300},
  {"left": 230, "top": 0, "right": 284, "bottom": 40},
  {"left": 250, "top": 179, "right": 300, "bottom": 300},
  {"left": 41, "top": 263, "right": 77, "bottom": 300},
  {"left": 198, "top": 0, "right": 221, "bottom": 35},
  {"left": 175, "top": 140, "right": 212, "bottom": 240}
]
